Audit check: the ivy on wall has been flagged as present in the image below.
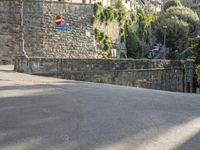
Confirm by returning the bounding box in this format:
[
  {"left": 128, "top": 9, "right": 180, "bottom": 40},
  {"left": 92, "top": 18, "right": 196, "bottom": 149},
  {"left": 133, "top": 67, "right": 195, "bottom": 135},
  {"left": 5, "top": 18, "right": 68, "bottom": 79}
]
[
  {"left": 95, "top": 28, "right": 112, "bottom": 51},
  {"left": 92, "top": 0, "right": 156, "bottom": 57},
  {"left": 136, "top": 9, "right": 157, "bottom": 39}
]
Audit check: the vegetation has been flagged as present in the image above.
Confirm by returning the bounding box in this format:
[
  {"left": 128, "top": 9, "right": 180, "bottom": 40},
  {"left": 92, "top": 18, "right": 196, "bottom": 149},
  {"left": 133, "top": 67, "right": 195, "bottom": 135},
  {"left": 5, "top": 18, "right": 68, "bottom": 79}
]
[
  {"left": 189, "top": 35, "right": 200, "bottom": 64},
  {"left": 125, "top": 21, "right": 142, "bottom": 58},
  {"left": 126, "top": 30, "right": 141, "bottom": 58},
  {"left": 155, "top": 1, "right": 199, "bottom": 53},
  {"left": 100, "top": 7, "right": 114, "bottom": 25},
  {"left": 95, "top": 28, "right": 112, "bottom": 51},
  {"left": 137, "top": 10, "right": 157, "bottom": 39},
  {"left": 189, "top": 36, "right": 200, "bottom": 88},
  {"left": 163, "top": 0, "right": 182, "bottom": 12},
  {"left": 196, "top": 65, "right": 200, "bottom": 85}
]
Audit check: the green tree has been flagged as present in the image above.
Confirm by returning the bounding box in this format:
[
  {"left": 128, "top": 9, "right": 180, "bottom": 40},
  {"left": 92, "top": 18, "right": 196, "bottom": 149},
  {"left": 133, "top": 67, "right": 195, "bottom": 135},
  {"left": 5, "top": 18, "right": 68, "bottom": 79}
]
[
  {"left": 156, "top": 15, "right": 189, "bottom": 50},
  {"left": 163, "top": 0, "right": 182, "bottom": 12},
  {"left": 189, "top": 36, "right": 200, "bottom": 88},
  {"left": 126, "top": 29, "right": 141, "bottom": 58},
  {"left": 196, "top": 65, "right": 200, "bottom": 86},
  {"left": 189, "top": 36, "right": 200, "bottom": 64},
  {"left": 155, "top": 6, "right": 199, "bottom": 51},
  {"left": 166, "top": 6, "right": 199, "bottom": 36}
]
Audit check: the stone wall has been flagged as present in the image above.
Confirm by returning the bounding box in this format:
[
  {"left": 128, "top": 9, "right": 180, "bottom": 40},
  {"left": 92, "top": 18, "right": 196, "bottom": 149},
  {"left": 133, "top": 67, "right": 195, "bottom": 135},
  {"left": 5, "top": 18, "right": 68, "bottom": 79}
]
[
  {"left": 23, "top": 1, "right": 96, "bottom": 58},
  {"left": 0, "top": 0, "right": 21, "bottom": 64},
  {"left": 15, "top": 57, "right": 194, "bottom": 92},
  {"left": 0, "top": 0, "right": 96, "bottom": 64}
]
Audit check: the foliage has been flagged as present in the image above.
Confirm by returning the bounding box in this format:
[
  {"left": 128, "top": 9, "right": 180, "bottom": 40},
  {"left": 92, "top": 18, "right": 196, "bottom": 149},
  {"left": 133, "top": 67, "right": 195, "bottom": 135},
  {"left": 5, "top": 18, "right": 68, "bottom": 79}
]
[
  {"left": 92, "top": 2, "right": 102, "bottom": 24},
  {"left": 156, "top": 16, "right": 189, "bottom": 50},
  {"left": 95, "top": 28, "right": 112, "bottom": 51},
  {"left": 166, "top": 50, "right": 180, "bottom": 59},
  {"left": 196, "top": 65, "right": 200, "bottom": 85},
  {"left": 125, "top": 25, "right": 141, "bottom": 58},
  {"left": 137, "top": 10, "right": 157, "bottom": 39},
  {"left": 189, "top": 35, "right": 200, "bottom": 64},
  {"left": 100, "top": 7, "right": 114, "bottom": 25},
  {"left": 166, "top": 6, "right": 199, "bottom": 36},
  {"left": 94, "top": 2, "right": 102, "bottom": 15},
  {"left": 93, "top": 3, "right": 115, "bottom": 26},
  {"left": 163, "top": 0, "right": 182, "bottom": 12},
  {"left": 115, "top": 0, "right": 123, "bottom": 10},
  {"left": 119, "top": 28, "right": 124, "bottom": 35},
  {"left": 120, "top": 35, "right": 125, "bottom": 43},
  {"left": 155, "top": 5, "right": 199, "bottom": 51},
  {"left": 117, "top": 9, "right": 126, "bottom": 26},
  {"left": 91, "top": 14, "right": 100, "bottom": 24}
]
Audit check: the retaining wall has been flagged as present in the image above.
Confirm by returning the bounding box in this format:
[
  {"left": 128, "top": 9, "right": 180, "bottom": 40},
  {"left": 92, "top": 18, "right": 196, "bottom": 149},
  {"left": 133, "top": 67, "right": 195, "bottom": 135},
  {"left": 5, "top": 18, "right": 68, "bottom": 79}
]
[{"left": 15, "top": 57, "right": 194, "bottom": 92}]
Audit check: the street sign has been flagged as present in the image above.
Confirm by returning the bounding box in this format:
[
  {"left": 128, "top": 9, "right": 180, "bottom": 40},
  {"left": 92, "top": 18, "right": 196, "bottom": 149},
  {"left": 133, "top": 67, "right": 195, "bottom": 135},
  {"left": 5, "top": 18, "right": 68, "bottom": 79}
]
[
  {"left": 55, "top": 16, "right": 62, "bottom": 26},
  {"left": 55, "top": 24, "right": 70, "bottom": 31}
]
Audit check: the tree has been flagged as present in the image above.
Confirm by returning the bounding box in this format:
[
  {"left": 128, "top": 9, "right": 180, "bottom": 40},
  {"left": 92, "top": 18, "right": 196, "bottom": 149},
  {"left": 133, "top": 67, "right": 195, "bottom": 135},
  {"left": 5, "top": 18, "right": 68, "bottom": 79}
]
[
  {"left": 156, "top": 15, "right": 189, "bottom": 50},
  {"left": 166, "top": 6, "right": 199, "bottom": 36},
  {"left": 196, "top": 65, "right": 200, "bottom": 86},
  {"left": 189, "top": 36, "right": 200, "bottom": 64},
  {"left": 163, "top": 0, "right": 182, "bottom": 12},
  {"left": 155, "top": 6, "right": 199, "bottom": 51},
  {"left": 126, "top": 30, "right": 141, "bottom": 58},
  {"left": 189, "top": 36, "right": 200, "bottom": 88}
]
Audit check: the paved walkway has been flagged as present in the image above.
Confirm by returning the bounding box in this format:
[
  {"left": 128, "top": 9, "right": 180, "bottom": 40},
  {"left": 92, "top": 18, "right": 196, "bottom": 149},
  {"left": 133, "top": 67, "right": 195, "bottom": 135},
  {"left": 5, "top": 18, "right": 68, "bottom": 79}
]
[{"left": 0, "top": 65, "right": 200, "bottom": 150}]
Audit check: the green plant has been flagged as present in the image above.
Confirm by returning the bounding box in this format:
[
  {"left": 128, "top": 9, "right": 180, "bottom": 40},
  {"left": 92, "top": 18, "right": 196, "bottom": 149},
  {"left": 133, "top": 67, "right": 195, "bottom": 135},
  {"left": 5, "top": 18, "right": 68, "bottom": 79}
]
[
  {"left": 115, "top": 0, "right": 123, "bottom": 10},
  {"left": 94, "top": 2, "right": 102, "bottom": 15},
  {"left": 189, "top": 35, "right": 200, "bottom": 64},
  {"left": 91, "top": 14, "right": 100, "bottom": 24},
  {"left": 117, "top": 10, "right": 126, "bottom": 26},
  {"left": 196, "top": 65, "right": 200, "bottom": 85},
  {"left": 95, "top": 28, "right": 112, "bottom": 51},
  {"left": 92, "top": 2, "right": 102, "bottom": 24},
  {"left": 155, "top": 5, "right": 199, "bottom": 51},
  {"left": 166, "top": 6, "right": 199, "bottom": 36},
  {"left": 131, "top": 13, "right": 135, "bottom": 21},
  {"left": 126, "top": 30, "right": 141, "bottom": 58},
  {"left": 100, "top": 7, "right": 114, "bottom": 25},
  {"left": 114, "top": 10, "right": 118, "bottom": 19}
]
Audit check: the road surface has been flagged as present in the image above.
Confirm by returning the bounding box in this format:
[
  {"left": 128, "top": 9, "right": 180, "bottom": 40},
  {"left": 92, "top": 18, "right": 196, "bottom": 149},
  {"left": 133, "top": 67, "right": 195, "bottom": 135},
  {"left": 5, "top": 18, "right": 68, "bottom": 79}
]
[{"left": 0, "top": 65, "right": 200, "bottom": 150}]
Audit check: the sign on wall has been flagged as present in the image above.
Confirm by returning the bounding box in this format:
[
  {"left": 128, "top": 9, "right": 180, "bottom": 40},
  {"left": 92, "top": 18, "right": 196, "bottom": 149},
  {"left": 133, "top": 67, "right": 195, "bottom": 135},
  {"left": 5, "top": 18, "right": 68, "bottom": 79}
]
[
  {"left": 54, "top": 15, "right": 70, "bottom": 31},
  {"left": 55, "top": 16, "right": 62, "bottom": 26}
]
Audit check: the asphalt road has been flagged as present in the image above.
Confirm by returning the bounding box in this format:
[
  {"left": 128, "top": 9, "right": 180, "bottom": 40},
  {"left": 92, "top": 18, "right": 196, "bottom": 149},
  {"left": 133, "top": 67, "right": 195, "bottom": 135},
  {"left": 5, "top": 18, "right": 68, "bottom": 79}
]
[{"left": 0, "top": 65, "right": 200, "bottom": 150}]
